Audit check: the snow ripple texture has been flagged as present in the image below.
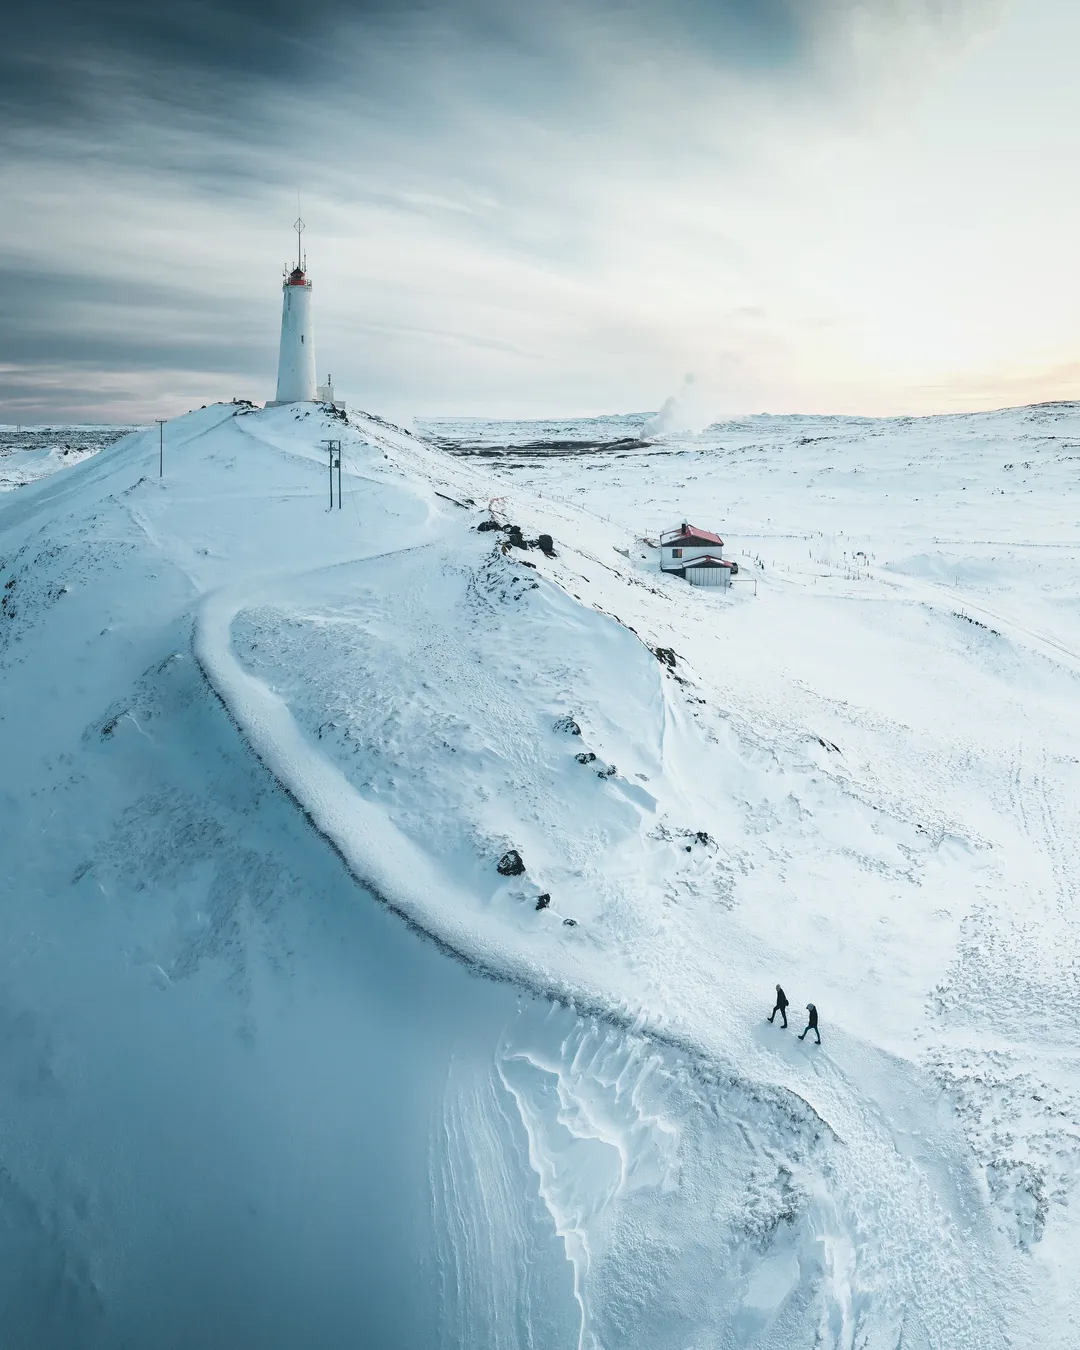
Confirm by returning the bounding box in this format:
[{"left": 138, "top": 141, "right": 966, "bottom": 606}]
[{"left": 429, "top": 1002, "right": 1019, "bottom": 1349}]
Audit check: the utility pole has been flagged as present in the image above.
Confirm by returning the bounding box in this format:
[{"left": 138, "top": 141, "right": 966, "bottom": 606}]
[
  {"left": 324, "top": 439, "right": 342, "bottom": 509},
  {"left": 155, "top": 419, "right": 166, "bottom": 477}
]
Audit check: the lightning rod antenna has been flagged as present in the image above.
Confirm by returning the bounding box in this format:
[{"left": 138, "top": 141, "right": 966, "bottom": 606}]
[{"left": 294, "top": 191, "right": 305, "bottom": 273}]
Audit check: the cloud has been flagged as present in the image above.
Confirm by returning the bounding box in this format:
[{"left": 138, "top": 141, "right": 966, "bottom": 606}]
[
  {"left": 1, "top": 0, "right": 809, "bottom": 124},
  {"left": 1, "top": 0, "right": 1013, "bottom": 422},
  {"left": 4, "top": 0, "right": 992, "bottom": 161}
]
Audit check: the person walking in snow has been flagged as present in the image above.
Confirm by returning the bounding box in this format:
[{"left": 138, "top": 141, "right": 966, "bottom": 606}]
[
  {"left": 798, "top": 1003, "right": 821, "bottom": 1045},
  {"left": 768, "top": 984, "right": 789, "bottom": 1028}
]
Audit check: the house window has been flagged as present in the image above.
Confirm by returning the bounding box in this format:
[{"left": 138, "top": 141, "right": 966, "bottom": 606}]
[{"left": 672, "top": 548, "right": 683, "bottom": 558}]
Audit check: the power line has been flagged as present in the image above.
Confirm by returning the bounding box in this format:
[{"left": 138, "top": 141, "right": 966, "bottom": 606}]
[
  {"left": 323, "top": 439, "right": 342, "bottom": 509},
  {"left": 338, "top": 445, "right": 366, "bottom": 540}
]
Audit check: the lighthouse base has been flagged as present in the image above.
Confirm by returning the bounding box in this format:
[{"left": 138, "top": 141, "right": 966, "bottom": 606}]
[{"left": 264, "top": 396, "right": 346, "bottom": 411}]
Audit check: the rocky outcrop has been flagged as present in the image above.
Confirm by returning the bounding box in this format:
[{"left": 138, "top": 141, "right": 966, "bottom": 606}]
[{"left": 497, "top": 849, "right": 525, "bottom": 876}]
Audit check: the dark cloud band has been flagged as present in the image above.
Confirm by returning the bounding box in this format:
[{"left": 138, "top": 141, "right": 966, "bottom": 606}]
[{"left": 3, "top": 0, "right": 809, "bottom": 133}]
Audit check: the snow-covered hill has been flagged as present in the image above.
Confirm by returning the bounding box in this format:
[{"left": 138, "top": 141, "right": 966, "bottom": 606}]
[{"left": 2, "top": 398, "right": 1079, "bottom": 1346}]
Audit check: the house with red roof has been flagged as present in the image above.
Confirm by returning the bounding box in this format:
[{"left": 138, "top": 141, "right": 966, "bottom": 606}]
[{"left": 660, "top": 523, "right": 738, "bottom": 587}]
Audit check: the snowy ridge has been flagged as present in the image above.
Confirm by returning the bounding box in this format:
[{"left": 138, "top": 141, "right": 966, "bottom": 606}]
[{"left": 194, "top": 580, "right": 508, "bottom": 969}]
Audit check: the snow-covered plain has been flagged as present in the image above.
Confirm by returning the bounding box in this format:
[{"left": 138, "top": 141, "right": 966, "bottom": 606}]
[
  {"left": 3, "top": 397, "right": 1080, "bottom": 1346},
  {"left": 0, "top": 425, "right": 135, "bottom": 492}
]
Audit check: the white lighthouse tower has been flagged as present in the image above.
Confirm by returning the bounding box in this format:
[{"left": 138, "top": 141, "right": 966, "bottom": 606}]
[{"left": 273, "top": 215, "right": 317, "bottom": 404}]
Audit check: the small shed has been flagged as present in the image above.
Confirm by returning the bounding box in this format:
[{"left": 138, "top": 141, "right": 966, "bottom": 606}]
[{"left": 684, "top": 555, "right": 736, "bottom": 588}]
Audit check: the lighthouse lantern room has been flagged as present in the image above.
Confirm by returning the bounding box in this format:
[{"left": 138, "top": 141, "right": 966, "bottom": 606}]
[{"left": 271, "top": 215, "right": 317, "bottom": 405}]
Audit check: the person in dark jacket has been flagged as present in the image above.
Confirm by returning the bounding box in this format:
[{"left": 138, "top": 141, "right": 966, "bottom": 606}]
[
  {"left": 768, "top": 984, "right": 789, "bottom": 1028},
  {"left": 798, "top": 1003, "right": 820, "bottom": 1044}
]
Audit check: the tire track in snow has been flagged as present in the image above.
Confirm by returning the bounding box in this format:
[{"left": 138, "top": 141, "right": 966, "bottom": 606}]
[
  {"left": 875, "top": 568, "right": 1080, "bottom": 680},
  {"left": 926, "top": 728, "right": 1080, "bottom": 1308}
]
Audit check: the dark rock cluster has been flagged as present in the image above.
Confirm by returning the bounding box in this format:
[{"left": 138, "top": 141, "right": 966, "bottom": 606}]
[
  {"left": 497, "top": 849, "right": 525, "bottom": 876},
  {"left": 476, "top": 519, "right": 557, "bottom": 557}
]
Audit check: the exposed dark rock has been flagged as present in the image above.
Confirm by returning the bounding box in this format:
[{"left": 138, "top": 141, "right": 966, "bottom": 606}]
[
  {"left": 497, "top": 849, "right": 525, "bottom": 876},
  {"left": 436, "top": 435, "right": 651, "bottom": 458},
  {"left": 554, "top": 716, "right": 581, "bottom": 736},
  {"left": 575, "top": 752, "right": 596, "bottom": 765},
  {"left": 695, "top": 831, "right": 712, "bottom": 846},
  {"left": 535, "top": 893, "right": 551, "bottom": 911},
  {"left": 654, "top": 646, "right": 677, "bottom": 669},
  {"left": 562, "top": 917, "right": 577, "bottom": 927},
  {"left": 537, "top": 533, "right": 556, "bottom": 556},
  {"left": 476, "top": 519, "right": 502, "bottom": 532},
  {"left": 597, "top": 764, "right": 617, "bottom": 779},
  {"left": 954, "top": 611, "right": 1000, "bottom": 636}
]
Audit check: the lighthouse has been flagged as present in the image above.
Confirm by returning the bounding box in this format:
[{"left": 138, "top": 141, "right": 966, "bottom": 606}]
[{"left": 272, "top": 215, "right": 317, "bottom": 404}]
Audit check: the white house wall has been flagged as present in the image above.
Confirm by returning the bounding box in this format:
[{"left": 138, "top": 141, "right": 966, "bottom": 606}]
[{"left": 661, "top": 545, "right": 722, "bottom": 570}]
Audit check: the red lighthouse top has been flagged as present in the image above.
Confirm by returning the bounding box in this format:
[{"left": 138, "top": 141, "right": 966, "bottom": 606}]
[{"left": 286, "top": 266, "right": 308, "bottom": 286}]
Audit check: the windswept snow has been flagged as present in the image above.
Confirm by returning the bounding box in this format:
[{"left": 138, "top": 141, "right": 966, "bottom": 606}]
[
  {"left": 0, "top": 424, "right": 136, "bottom": 491},
  {"left": 3, "top": 396, "right": 1080, "bottom": 1345}
]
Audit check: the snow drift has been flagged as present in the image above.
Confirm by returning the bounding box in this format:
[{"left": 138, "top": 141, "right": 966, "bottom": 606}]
[{"left": 3, "top": 396, "right": 1079, "bottom": 1346}]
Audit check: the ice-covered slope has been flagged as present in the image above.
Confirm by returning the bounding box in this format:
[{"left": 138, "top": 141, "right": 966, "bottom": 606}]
[{"left": 2, "top": 398, "right": 1077, "bottom": 1346}]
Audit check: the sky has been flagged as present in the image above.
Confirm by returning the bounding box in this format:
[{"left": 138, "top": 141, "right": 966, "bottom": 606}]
[{"left": 2, "top": 0, "right": 1079, "bottom": 424}]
